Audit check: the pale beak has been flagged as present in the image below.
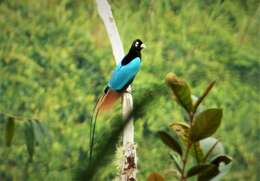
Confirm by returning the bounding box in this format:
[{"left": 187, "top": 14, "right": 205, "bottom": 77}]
[{"left": 141, "top": 43, "right": 146, "bottom": 49}]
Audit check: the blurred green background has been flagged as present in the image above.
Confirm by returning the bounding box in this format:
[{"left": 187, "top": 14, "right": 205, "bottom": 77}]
[{"left": 0, "top": 0, "right": 259, "bottom": 180}]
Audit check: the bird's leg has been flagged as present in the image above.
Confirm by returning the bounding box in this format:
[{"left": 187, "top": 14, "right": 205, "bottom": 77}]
[
  {"left": 118, "top": 86, "right": 132, "bottom": 95},
  {"left": 123, "top": 90, "right": 131, "bottom": 94}
]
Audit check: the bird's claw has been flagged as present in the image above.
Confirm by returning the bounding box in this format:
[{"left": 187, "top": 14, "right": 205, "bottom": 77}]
[{"left": 123, "top": 90, "right": 132, "bottom": 95}]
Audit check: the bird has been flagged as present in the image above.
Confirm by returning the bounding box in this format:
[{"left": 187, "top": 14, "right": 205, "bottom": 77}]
[
  {"left": 95, "top": 39, "right": 146, "bottom": 113},
  {"left": 88, "top": 39, "right": 145, "bottom": 162}
]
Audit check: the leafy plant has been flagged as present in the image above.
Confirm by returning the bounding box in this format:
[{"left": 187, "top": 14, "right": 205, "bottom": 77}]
[
  {"left": 2, "top": 113, "right": 49, "bottom": 161},
  {"left": 148, "top": 73, "right": 232, "bottom": 181}
]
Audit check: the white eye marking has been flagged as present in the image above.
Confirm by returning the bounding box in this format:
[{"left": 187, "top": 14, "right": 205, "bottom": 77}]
[{"left": 135, "top": 42, "right": 139, "bottom": 47}]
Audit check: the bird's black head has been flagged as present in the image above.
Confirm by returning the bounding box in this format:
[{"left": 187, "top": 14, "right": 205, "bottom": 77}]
[
  {"left": 122, "top": 39, "right": 145, "bottom": 65},
  {"left": 130, "top": 39, "right": 146, "bottom": 52}
]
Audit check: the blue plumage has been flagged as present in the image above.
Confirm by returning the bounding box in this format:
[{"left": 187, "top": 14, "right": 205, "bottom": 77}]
[
  {"left": 105, "top": 39, "right": 145, "bottom": 92},
  {"left": 89, "top": 39, "right": 145, "bottom": 162},
  {"left": 108, "top": 57, "right": 141, "bottom": 91}
]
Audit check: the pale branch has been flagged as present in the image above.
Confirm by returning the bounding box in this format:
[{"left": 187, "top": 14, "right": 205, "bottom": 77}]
[
  {"left": 96, "top": 0, "right": 124, "bottom": 64},
  {"left": 96, "top": 0, "right": 137, "bottom": 180}
]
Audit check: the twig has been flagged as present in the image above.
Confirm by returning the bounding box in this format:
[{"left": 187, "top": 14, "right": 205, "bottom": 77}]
[
  {"left": 193, "top": 144, "right": 200, "bottom": 163},
  {"left": 181, "top": 143, "right": 192, "bottom": 181},
  {"left": 193, "top": 81, "right": 215, "bottom": 114},
  {"left": 0, "top": 111, "right": 40, "bottom": 122},
  {"left": 202, "top": 140, "right": 219, "bottom": 163}
]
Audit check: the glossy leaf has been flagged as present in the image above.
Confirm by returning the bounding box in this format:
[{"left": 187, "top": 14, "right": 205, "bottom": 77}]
[
  {"left": 190, "top": 109, "right": 222, "bottom": 142},
  {"left": 170, "top": 122, "right": 204, "bottom": 162},
  {"left": 170, "top": 122, "right": 190, "bottom": 144},
  {"left": 165, "top": 73, "right": 193, "bottom": 112},
  {"left": 169, "top": 154, "right": 182, "bottom": 173},
  {"left": 5, "top": 117, "right": 15, "bottom": 147},
  {"left": 197, "top": 164, "right": 219, "bottom": 181},
  {"left": 189, "top": 156, "right": 232, "bottom": 180},
  {"left": 211, "top": 155, "right": 232, "bottom": 165},
  {"left": 147, "top": 172, "right": 165, "bottom": 181},
  {"left": 211, "top": 162, "right": 232, "bottom": 181},
  {"left": 32, "top": 120, "right": 46, "bottom": 144},
  {"left": 158, "top": 131, "right": 182, "bottom": 156},
  {"left": 186, "top": 164, "right": 212, "bottom": 178},
  {"left": 200, "top": 137, "right": 224, "bottom": 161}
]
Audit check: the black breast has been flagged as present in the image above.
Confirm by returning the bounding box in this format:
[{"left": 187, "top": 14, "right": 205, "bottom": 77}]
[{"left": 121, "top": 50, "right": 141, "bottom": 65}]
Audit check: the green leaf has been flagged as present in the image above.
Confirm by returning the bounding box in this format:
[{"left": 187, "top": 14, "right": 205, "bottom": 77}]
[
  {"left": 200, "top": 137, "right": 224, "bottom": 161},
  {"left": 24, "top": 120, "right": 35, "bottom": 161},
  {"left": 32, "top": 120, "right": 46, "bottom": 144},
  {"left": 211, "top": 155, "right": 232, "bottom": 165},
  {"left": 170, "top": 122, "right": 190, "bottom": 144},
  {"left": 187, "top": 155, "right": 231, "bottom": 181},
  {"left": 165, "top": 73, "right": 193, "bottom": 112},
  {"left": 5, "top": 117, "right": 15, "bottom": 147},
  {"left": 190, "top": 109, "right": 222, "bottom": 142},
  {"left": 186, "top": 164, "right": 212, "bottom": 178},
  {"left": 147, "top": 172, "right": 165, "bottom": 181},
  {"left": 158, "top": 131, "right": 182, "bottom": 156},
  {"left": 211, "top": 162, "right": 232, "bottom": 181},
  {"left": 207, "top": 155, "right": 233, "bottom": 181},
  {"left": 170, "top": 122, "right": 205, "bottom": 162},
  {"left": 169, "top": 154, "right": 182, "bottom": 173},
  {"left": 197, "top": 164, "right": 219, "bottom": 181}
]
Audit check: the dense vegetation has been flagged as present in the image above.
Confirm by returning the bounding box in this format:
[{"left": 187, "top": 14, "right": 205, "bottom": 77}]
[{"left": 0, "top": 0, "right": 259, "bottom": 180}]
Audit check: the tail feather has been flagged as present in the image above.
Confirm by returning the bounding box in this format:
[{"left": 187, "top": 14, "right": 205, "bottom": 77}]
[
  {"left": 89, "top": 89, "right": 122, "bottom": 162},
  {"left": 95, "top": 90, "right": 122, "bottom": 113}
]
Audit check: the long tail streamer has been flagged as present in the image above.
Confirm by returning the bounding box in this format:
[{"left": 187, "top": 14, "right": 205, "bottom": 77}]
[{"left": 88, "top": 90, "right": 122, "bottom": 163}]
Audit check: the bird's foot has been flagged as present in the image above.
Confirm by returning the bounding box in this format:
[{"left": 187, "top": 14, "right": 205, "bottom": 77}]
[{"left": 123, "top": 90, "right": 132, "bottom": 95}]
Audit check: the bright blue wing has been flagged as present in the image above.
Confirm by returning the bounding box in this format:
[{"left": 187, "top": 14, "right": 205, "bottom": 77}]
[{"left": 108, "top": 57, "right": 141, "bottom": 91}]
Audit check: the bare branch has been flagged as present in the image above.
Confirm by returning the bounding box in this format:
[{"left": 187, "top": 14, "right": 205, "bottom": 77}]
[
  {"left": 193, "top": 81, "right": 215, "bottom": 114},
  {"left": 96, "top": 0, "right": 137, "bottom": 180}
]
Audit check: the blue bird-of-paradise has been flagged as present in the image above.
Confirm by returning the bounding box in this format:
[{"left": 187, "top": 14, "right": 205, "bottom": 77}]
[
  {"left": 89, "top": 39, "right": 145, "bottom": 162},
  {"left": 96, "top": 39, "right": 145, "bottom": 112}
]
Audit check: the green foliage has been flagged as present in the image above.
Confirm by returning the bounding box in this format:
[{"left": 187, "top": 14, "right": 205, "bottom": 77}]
[
  {"left": 156, "top": 74, "right": 232, "bottom": 180},
  {"left": 197, "top": 164, "right": 219, "bottom": 181},
  {"left": 158, "top": 130, "right": 182, "bottom": 156},
  {"left": 5, "top": 116, "right": 15, "bottom": 146},
  {"left": 165, "top": 73, "right": 193, "bottom": 112},
  {"left": 0, "top": 0, "right": 259, "bottom": 180},
  {"left": 211, "top": 155, "right": 232, "bottom": 165},
  {"left": 24, "top": 120, "right": 35, "bottom": 161},
  {"left": 187, "top": 164, "right": 212, "bottom": 178},
  {"left": 190, "top": 108, "right": 222, "bottom": 142},
  {"left": 170, "top": 122, "right": 190, "bottom": 144},
  {"left": 200, "top": 137, "right": 224, "bottom": 162},
  {"left": 170, "top": 154, "right": 182, "bottom": 173}
]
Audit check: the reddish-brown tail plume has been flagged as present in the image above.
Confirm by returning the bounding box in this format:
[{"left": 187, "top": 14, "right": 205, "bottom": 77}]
[
  {"left": 95, "top": 90, "right": 122, "bottom": 113},
  {"left": 89, "top": 90, "right": 122, "bottom": 162}
]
